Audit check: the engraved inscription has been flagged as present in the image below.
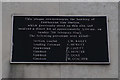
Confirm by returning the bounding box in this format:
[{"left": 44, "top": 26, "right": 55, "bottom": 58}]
[{"left": 12, "top": 16, "right": 109, "bottom": 63}]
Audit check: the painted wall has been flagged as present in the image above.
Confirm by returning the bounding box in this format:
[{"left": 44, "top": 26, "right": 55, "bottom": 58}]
[{"left": 2, "top": 2, "right": 118, "bottom": 78}]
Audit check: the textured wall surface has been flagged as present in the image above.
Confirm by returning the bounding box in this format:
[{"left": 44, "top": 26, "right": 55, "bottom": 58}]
[
  {"left": 0, "top": 1, "right": 2, "bottom": 80},
  {"left": 1, "top": 0, "right": 119, "bottom": 2},
  {"left": 2, "top": 2, "right": 118, "bottom": 78}
]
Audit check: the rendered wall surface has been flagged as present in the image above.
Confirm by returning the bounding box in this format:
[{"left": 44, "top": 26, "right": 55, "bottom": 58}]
[{"left": 2, "top": 2, "right": 118, "bottom": 78}]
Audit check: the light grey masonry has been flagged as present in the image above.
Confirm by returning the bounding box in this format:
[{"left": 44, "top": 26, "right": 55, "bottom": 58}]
[{"left": 2, "top": 2, "right": 118, "bottom": 78}]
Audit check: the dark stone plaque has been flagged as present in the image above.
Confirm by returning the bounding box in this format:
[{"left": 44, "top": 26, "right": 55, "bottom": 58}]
[{"left": 11, "top": 15, "right": 109, "bottom": 64}]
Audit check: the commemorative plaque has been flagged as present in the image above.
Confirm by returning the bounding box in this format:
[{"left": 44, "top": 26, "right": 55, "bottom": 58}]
[{"left": 11, "top": 15, "right": 110, "bottom": 64}]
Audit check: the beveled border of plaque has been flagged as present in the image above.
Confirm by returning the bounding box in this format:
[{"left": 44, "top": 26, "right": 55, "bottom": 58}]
[{"left": 10, "top": 15, "right": 110, "bottom": 64}]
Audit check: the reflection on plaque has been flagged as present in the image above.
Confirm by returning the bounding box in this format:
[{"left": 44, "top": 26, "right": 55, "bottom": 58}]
[{"left": 11, "top": 15, "right": 109, "bottom": 64}]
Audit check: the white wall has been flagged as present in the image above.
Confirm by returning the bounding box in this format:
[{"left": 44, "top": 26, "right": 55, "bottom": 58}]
[{"left": 2, "top": 2, "right": 118, "bottom": 79}]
